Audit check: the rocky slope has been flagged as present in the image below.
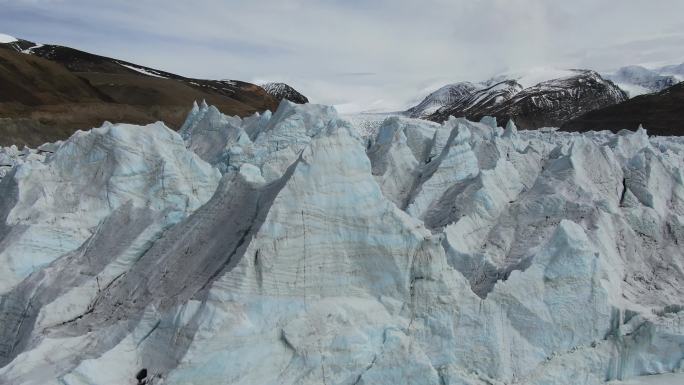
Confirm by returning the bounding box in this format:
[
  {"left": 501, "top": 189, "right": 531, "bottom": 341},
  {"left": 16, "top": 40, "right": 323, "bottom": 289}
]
[
  {"left": 261, "top": 82, "right": 309, "bottom": 104},
  {"left": 0, "top": 35, "right": 279, "bottom": 147},
  {"left": 410, "top": 70, "right": 627, "bottom": 129},
  {"left": 0, "top": 101, "right": 682, "bottom": 385},
  {"left": 562, "top": 82, "right": 684, "bottom": 135}
]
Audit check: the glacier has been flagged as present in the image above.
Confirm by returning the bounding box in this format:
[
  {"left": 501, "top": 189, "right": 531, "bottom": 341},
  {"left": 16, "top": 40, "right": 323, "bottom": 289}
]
[{"left": 0, "top": 100, "right": 683, "bottom": 385}]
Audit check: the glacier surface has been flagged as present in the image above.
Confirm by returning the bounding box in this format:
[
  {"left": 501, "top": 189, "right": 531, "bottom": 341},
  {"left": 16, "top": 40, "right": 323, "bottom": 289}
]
[{"left": 0, "top": 101, "right": 683, "bottom": 385}]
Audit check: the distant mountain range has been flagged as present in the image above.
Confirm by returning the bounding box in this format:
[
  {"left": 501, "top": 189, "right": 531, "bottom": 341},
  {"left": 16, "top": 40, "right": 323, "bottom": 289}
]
[
  {"left": 407, "top": 69, "right": 628, "bottom": 129},
  {"left": 0, "top": 34, "right": 306, "bottom": 146},
  {"left": 406, "top": 63, "right": 683, "bottom": 134},
  {"left": 1, "top": 31, "right": 681, "bottom": 142}
]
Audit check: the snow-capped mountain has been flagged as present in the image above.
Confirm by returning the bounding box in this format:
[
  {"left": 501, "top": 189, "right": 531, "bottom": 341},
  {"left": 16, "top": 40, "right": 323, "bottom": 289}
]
[
  {"left": 406, "top": 82, "right": 482, "bottom": 118},
  {"left": 406, "top": 69, "right": 577, "bottom": 120},
  {"left": 606, "top": 65, "right": 680, "bottom": 97},
  {"left": 261, "top": 82, "right": 309, "bottom": 104},
  {"left": 431, "top": 79, "right": 524, "bottom": 119},
  {"left": 483, "top": 67, "right": 580, "bottom": 89},
  {"left": 416, "top": 69, "right": 627, "bottom": 129},
  {"left": 1, "top": 100, "right": 683, "bottom": 385}
]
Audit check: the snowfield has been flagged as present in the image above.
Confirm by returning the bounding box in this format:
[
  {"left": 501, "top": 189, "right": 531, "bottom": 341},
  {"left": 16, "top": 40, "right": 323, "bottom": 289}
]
[
  {"left": 488, "top": 67, "right": 579, "bottom": 89},
  {"left": 0, "top": 33, "right": 17, "bottom": 43},
  {"left": 0, "top": 101, "right": 683, "bottom": 385}
]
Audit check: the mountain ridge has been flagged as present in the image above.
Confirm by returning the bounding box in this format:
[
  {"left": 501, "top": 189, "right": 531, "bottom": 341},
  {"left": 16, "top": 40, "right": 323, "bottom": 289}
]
[
  {"left": 0, "top": 35, "right": 280, "bottom": 146},
  {"left": 413, "top": 69, "right": 627, "bottom": 129},
  {"left": 261, "top": 82, "right": 309, "bottom": 104}
]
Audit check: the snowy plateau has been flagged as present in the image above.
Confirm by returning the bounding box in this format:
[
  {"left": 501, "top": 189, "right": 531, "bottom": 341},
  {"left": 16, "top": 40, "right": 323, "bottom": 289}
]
[{"left": 0, "top": 100, "right": 683, "bottom": 385}]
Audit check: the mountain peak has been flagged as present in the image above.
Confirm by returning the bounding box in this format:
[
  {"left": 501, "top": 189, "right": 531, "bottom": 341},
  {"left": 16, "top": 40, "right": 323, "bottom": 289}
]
[
  {"left": 406, "top": 82, "right": 481, "bottom": 118},
  {"left": 261, "top": 82, "right": 309, "bottom": 104}
]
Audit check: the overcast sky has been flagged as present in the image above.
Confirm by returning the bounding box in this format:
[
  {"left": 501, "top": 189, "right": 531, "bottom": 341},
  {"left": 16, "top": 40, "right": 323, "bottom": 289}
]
[{"left": 2, "top": 0, "right": 683, "bottom": 112}]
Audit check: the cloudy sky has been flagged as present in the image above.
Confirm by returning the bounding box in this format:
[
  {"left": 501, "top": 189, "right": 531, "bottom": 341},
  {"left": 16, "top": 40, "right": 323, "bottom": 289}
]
[{"left": 2, "top": 0, "right": 683, "bottom": 112}]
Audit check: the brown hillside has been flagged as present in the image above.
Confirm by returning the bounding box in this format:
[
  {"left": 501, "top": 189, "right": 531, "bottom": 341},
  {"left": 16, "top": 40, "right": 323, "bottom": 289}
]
[{"left": 0, "top": 43, "right": 278, "bottom": 147}]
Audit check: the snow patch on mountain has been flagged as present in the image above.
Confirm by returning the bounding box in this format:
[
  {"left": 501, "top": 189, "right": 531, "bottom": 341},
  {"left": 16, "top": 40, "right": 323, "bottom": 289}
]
[
  {"left": 20, "top": 43, "right": 44, "bottom": 54},
  {"left": 488, "top": 67, "right": 579, "bottom": 89},
  {"left": 0, "top": 33, "right": 17, "bottom": 43},
  {"left": 117, "top": 63, "right": 169, "bottom": 79}
]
